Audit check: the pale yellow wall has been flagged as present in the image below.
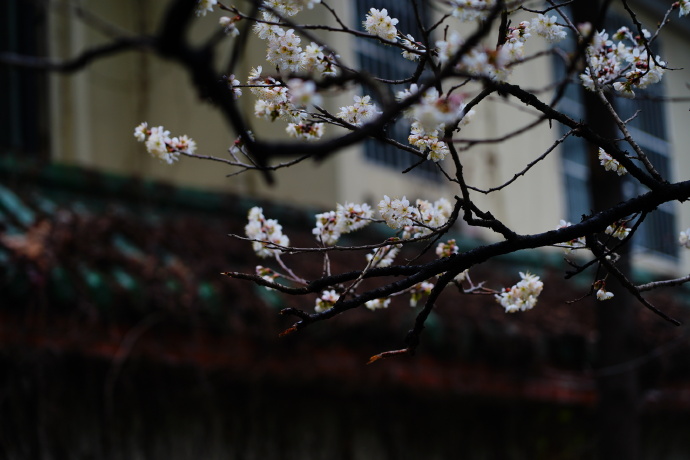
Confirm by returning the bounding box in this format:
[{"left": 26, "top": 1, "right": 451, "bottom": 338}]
[
  {"left": 658, "top": 20, "right": 690, "bottom": 275},
  {"left": 48, "top": 1, "right": 253, "bottom": 195}
]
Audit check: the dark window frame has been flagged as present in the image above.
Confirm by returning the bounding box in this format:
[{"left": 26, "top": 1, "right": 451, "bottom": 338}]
[
  {"left": 1, "top": 0, "right": 49, "bottom": 160},
  {"left": 354, "top": 0, "right": 439, "bottom": 179}
]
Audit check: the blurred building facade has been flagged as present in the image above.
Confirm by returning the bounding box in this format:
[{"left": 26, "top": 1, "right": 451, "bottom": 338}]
[
  {"left": 2, "top": 0, "right": 690, "bottom": 458},
  {"left": 4, "top": 0, "right": 688, "bottom": 271}
]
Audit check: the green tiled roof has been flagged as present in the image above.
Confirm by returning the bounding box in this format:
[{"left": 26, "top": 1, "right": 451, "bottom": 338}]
[{"left": 1, "top": 157, "right": 689, "bottom": 388}]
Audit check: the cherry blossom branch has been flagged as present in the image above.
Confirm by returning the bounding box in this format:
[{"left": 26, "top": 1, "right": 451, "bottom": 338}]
[
  {"left": 403, "top": 269, "right": 455, "bottom": 355},
  {"left": 272, "top": 179, "right": 690, "bottom": 333},
  {"left": 636, "top": 275, "right": 690, "bottom": 292},
  {"left": 0, "top": 37, "right": 153, "bottom": 72},
  {"left": 468, "top": 127, "right": 576, "bottom": 194},
  {"left": 593, "top": 90, "right": 665, "bottom": 183},
  {"left": 226, "top": 0, "right": 505, "bottom": 168},
  {"left": 274, "top": 254, "right": 308, "bottom": 285},
  {"left": 494, "top": 81, "right": 662, "bottom": 191},
  {"left": 564, "top": 212, "right": 648, "bottom": 280},
  {"left": 589, "top": 238, "right": 681, "bottom": 325},
  {"left": 28, "top": 0, "right": 690, "bottom": 355},
  {"left": 454, "top": 116, "right": 548, "bottom": 150},
  {"left": 222, "top": 150, "right": 313, "bottom": 177},
  {"left": 621, "top": 0, "right": 676, "bottom": 70}
]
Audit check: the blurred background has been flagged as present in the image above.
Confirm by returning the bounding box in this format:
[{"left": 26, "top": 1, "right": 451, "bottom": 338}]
[{"left": 2, "top": 0, "right": 690, "bottom": 458}]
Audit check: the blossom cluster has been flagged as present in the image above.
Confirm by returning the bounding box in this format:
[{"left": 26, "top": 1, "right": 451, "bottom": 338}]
[
  {"left": 680, "top": 0, "right": 690, "bottom": 17},
  {"left": 245, "top": 207, "right": 290, "bottom": 258},
  {"left": 263, "top": 0, "right": 322, "bottom": 17},
  {"left": 266, "top": 27, "right": 304, "bottom": 73},
  {"left": 409, "top": 281, "right": 434, "bottom": 307},
  {"left": 256, "top": 265, "right": 280, "bottom": 285},
  {"left": 434, "top": 14, "right": 564, "bottom": 82},
  {"left": 226, "top": 74, "right": 242, "bottom": 99},
  {"left": 556, "top": 220, "right": 586, "bottom": 253},
  {"left": 605, "top": 221, "right": 631, "bottom": 240},
  {"left": 336, "top": 95, "right": 381, "bottom": 127},
  {"left": 679, "top": 228, "right": 690, "bottom": 249},
  {"left": 435, "top": 31, "right": 505, "bottom": 80},
  {"left": 361, "top": 9, "right": 429, "bottom": 62},
  {"left": 315, "top": 289, "right": 339, "bottom": 313},
  {"left": 133, "top": 123, "right": 196, "bottom": 164},
  {"left": 312, "top": 202, "right": 374, "bottom": 245},
  {"left": 378, "top": 196, "right": 452, "bottom": 237},
  {"left": 530, "top": 14, "right": 567, "bottom": 43},
  {"left": 248, "top": 67, "right": 325, "bottom": 141},
  {"left": 495, "top": 272, "right": 544, "bottom": 313},
  {"left": 365, "top": 298, "right": 391, "bottom": 311},
  {"left": 252, "top": 8, "right": 335, "bottom": 76},
  {"left": 240, "top": 195, "right": 456, "bottom": 313},
  {"left": 580, "top": 26, "right": 666, "bottom": 97},
  {"left": 219, "top": 16, "right": 241, "bottom": 37},
  {"left": 400, "top": 34, "right": 423, "bottom": 61},
  {"left": 315, "top": 287, "right": 394, "bottom": 313},
  {"left": 594, "top": 280, "right": 615, "bottom": 301},
  {"left": 366, "top": 244, "right": 401, "bottom": 268},
  {"left": 363, "top": 8, "right": 398, "bottom": 41},
  {"left": 491, "top": 20, "right": 532, "bottom": 80},
  {"left": 434, "top": 240, "right": 470, "bottom": 284},
  {"left": 454, "top": 269, "right": 469, "bottom": 284},
  {"left": 360, "top": 5, "right": 564, "bottom": 82},
  {"left": 596, "top": 287, "right": 615, "bottom": 301},
  {"left": 396, "top": 85, "right": 475, "bottom": 162},
  {"left": 234, "top": 2, "right": 339, "bottom": 141},
  {"left": 436, "top": 239, "right": 460, "bottom": 258},
  {"left": 598, "top": 148, "right": 628, "bottom": 176},
  {"left": 449, "top": 0, "right": 496, "bottom": 22},
  {"left": 196, "top": 0, "right": 217, "bottom": 17}
]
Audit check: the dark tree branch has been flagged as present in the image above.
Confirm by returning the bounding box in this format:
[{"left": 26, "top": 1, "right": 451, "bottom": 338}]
[{"left": 0, "top": 37, "right": 153, "bottom": 72}]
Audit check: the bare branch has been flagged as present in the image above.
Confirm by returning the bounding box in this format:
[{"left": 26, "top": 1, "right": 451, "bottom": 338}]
[
  {"left": 636, "top": 275, "right": 690, "bottom": 292},
  {"left": 0, "top": 37, "right": 153, "bottom": 72}
]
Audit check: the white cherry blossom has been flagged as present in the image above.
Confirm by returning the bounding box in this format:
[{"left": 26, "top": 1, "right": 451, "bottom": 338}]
[
  {"left": 556, "top": 220, "right": 586, "bottom": 253},
  {"left": 245, "top": 207, "right": 290, "bottom": 258},
  {"left": 449, "top": 0, "right": 496, "bottom": 22},
  {"left": 597, "top": 288, "right": 615, "bottom": 301},
  {"left": 363, "top": 8, "right": 398, "bottom": 41},
  {"left": 680, "top": 0, "right": 690, "bottom": 17},
  {"left": 679, "top": 229, "right": 690, "bottom": 248},
  {"left": 530, "top": 14, "right": 567, "bottom": 43},
  {"left": 366, "top": 245, "right": 400, "bottom": 268},
  {"left": 605, "top": 222, "right": 631, "bottom": 240},
  {"left": 365, "top": 298, "right": 391, "bottom": 311},
  {"left": 598, "top": 148, "right": 628, "bottom": 176},
  {"left": 315, "top": 289, "right": 339, "bottom": 312},
  {"left": 219, "top": 16, "right": 240, "bottom": 36},
  {"left": 196, "top": 0, "right": 217, "bottom": 17},
  {"left": 495, "top": 272, "right": 544, "bottom": 313},
  {"left": 337, "top": 95, "right": 381, "bottom": 126}
]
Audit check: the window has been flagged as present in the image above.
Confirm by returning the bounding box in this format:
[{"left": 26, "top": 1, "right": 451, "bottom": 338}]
[
  {"left": 354, "top": 0, "right": 437, "bottom": 177},
  {"left": 0, "top": 0, "right": 48, "bottom": 159},
  {"left": 556, "top": 13, "right": 677, "bottom": 258}
]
